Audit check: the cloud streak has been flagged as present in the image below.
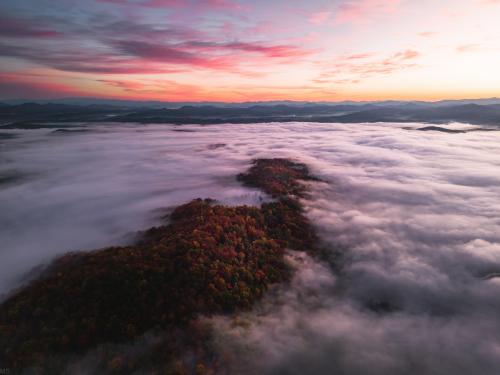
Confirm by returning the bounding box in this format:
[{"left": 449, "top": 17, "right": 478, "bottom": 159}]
[
  {"left": 0, "top": 14, "right": 61, "bottom": 38},
  {"left": 314, "top": 49, "right": 421, "bottom": 85},
  {"left": 0, "top": 11, "right": 313, "bottom": 78},
  {"left": 98, "top": 0, "right": 244, "bottom": 11}
]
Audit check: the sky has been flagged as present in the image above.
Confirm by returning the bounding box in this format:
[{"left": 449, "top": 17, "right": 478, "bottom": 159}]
[{"left": 0, "top": 0, "right": 499, "bottom": 102}]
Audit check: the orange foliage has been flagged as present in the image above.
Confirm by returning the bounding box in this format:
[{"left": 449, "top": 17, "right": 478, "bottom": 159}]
[{"left": 0, "top": 158, "right": 320, "bottom": 373}]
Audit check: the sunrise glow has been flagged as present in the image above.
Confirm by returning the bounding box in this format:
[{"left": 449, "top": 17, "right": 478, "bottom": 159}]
[{"left": 1, "top": 0, "right": 499, "bottom": 102}]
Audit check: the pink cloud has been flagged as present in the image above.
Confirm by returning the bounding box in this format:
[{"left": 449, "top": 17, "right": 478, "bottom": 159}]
[
  {"left": 0, "top": 4, "right": 308, "bottom": 80},
  {"left": 111, "top": 39, "right": 313, "bottom": 70},
  {"left": 0, "top": 74, "right": 83, "bottom": 99},
  {"left": 0, "top": 41, "right": 191, "bottom": 75},
  {"left": 393, "top": 49, "right": 420, "bottom": 60},
  {"left": 97, "top": 79, "right": 147, "bottom": 91},
  {"left": 96, "top": 77, "right": 227, "bottom": 101},
  {"left": 334, "top": 0, "right": 401, "bottom": 24},
  {"left": 343, "top": 53, "right": 374, "bottom": 60},
  {"left": 0, "top": 24, "right": 313, "bottom": 76},
  {"left": 309, "top": 11, "right": 332, "bottom": 25},
  {"left": 98, "top": 0, "right": 244, "bottom": 11},
  {"left": 221, "top": 42, "right": 313, "bottom": 58},
  {"left": 315, "top": 49, "right": 421, "bottom": 84}
]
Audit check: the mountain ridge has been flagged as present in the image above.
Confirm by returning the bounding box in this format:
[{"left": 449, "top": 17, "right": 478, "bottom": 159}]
[{"left": 1, "top": 100, "right": 500, "bottom": 127}]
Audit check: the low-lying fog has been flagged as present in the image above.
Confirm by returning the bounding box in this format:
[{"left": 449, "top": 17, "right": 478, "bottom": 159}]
[{"left": 1, "top": 121, "right": 500, "bottom": 374}]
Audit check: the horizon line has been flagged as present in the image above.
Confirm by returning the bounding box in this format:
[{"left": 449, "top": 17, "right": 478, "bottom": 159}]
[{"left": 3, "top": 96, "right": 500, "bottom": 105}]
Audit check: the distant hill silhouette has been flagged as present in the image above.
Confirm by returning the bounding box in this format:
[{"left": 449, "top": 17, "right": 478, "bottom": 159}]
[{"left": 1, "top": 100, "right": 500, "bottom": 127}]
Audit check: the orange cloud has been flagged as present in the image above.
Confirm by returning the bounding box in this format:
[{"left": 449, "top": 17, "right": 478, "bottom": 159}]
[
  {"left": 0, "top": 73, "right": 87, "bottom": 99},
  {"left": 315, "top": 49, "right": 421, "bottom": 84}
]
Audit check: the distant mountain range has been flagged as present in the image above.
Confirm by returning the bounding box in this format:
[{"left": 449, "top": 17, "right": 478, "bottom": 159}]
[
  {"left": 1, "top": 98, "right": 500, "bottom": 128},
  {"left": 3, "top": 97, "right": 500, "bottom": 108}
]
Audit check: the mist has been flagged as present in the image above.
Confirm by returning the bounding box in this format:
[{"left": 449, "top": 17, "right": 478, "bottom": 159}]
[
  {"left": 1, "top": 121, "right": 500, "bottom": 374},
  {"left": 0, "top": 124, "right": 266, "bottom": 295}
]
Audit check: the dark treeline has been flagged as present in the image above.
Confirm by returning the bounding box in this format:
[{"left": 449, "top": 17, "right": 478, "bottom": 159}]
[{"left": 1, "top": 101, "right": 500, "bottom": 127}]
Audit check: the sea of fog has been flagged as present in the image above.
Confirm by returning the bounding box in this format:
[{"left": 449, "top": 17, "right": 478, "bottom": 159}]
[{"left": 1, "top": 121, "right": 500, "bottom": 374}]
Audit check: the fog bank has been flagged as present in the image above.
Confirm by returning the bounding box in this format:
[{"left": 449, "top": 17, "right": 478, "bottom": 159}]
[{"left": 1, "top": 121, "right": 500, "bottom": 374}]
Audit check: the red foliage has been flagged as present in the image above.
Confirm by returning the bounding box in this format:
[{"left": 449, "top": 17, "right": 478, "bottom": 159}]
[
  {"left": 237, "top": 158, "right": 318, "bottom": 198},
  {"left": 0, "top": 158, "right": 320, "bottom": 373}
]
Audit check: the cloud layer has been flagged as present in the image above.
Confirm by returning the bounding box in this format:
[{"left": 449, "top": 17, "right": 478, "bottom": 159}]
[
  {"left": 206, "top": 121, "right": 500, "bottom": 374},
  {"left": 1, "top": 121, "right": 500, "bottom": 373}
]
